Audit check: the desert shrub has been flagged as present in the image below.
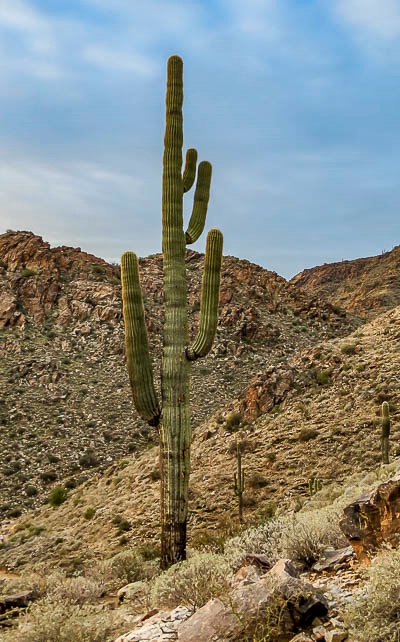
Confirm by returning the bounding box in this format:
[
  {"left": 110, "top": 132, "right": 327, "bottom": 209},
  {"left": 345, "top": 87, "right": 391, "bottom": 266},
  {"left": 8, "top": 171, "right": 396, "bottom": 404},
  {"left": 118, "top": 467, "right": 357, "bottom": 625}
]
[
  {"left": 248, "top": 472, "right": 269, "bottom": 488},
  {"left": 83, "top": 507, "right": 96, "bottom": 520},
  {"left": 151, "top": 552, "right": 231, "bottom": 610},
  {"left": 21, "top": 268, "right": 36, "bottom": 278},
  {"left": 79, "top": 450, "right": 99, "bottom": 468},
  {"left": 46, "top": 575, "right": 106, "bottom": 604},
  {"left": 224, "top": 519, "right": 286, "bottom": 570},
  {"left": 225, "top": 412, "right": 243, "bottom": 432},
  {"left": 225, "top": 505, "right": 345, "bottom": 569},
  {"left": 1, "top": 598, "right": 123, "bottom": 642},
  {"left": 105, "top": 549, "right": 147, "bottom": 584},
  {"left": 340, "top": 343, "right": 357, "bottom": 355},
  {"left": 40, "top": 470, "right": 58, "bottom": 483},
  {"left": 24, "top": 484, "right": 38, "bottom": 497},
  {"left": 48, "top": 486, "right": 68, "bottom": 507},
  {"left": 282, "top": 506, "right": 345, "bottom": 566},
  {"left": 315, "top": 369, "right": 331, "bottom": 385},
  {"left": 345, "top": 547, "right": 400, "bottom": 642},
  {"left": 111, "top": 514, "right": 131, "bottom": 533},
  {"left": 298, "top": 427, "right": 319, "bottom": 442}
]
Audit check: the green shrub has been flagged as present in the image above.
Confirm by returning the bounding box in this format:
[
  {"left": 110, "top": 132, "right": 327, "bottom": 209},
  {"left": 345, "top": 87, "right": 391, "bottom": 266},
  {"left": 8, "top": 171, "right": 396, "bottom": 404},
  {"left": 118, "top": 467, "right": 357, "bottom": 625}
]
[
  {"left": 111, "top": 514, "right": 131, "bottom": 533},
  {"left": 225, "top": 412, "right": 242, "bottom": 432},
  {"left": 345, "top": 547, "right": 400, "bottom": 641},
  {"left": 315, "top": 369, "right": 331, "bottom": 385},
  {"left": 83, "top": 507, "right": 96, "bottom": 520},
  {"left": 25, "top": 485, "right": 38, "bottom": 497},
  {"left": 106, "top": 550, "right": 147, "bottom": 584},
  {"left": 298, "top": 427, "right": 319, "bottom": 442},
  {"left": 48, "top": 486, "right": 68, "bottom": 507},
  {"left": 79, "top": 450, "right": 99, "bottom": 468},
  {"left": 0, "top": 598, "right": 123, "bottom": 642},
  {"left": 21, "top": 268, "right": 36, "bottom": 278},
  {"left": 340, "top": 343, "right": 357, "bottom": 355},
  {"left": 151, "top": 553, "right": 231, "bottom": 610}
]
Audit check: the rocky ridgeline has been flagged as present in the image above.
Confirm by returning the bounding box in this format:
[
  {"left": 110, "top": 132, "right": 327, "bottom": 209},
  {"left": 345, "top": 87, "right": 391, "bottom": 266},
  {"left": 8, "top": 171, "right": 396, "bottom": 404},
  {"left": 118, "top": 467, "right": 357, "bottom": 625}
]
[
  {"left": 0, "top": 231, "right": 358, "bottom": 518},
  {"left": 291, "top": 245, "right": 400, "bottom": 319}
]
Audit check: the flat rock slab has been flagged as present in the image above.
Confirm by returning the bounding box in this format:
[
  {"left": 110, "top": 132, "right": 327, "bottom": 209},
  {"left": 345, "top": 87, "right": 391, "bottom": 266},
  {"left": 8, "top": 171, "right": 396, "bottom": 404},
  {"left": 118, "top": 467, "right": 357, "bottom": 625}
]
[
  {"left": 312, "top": 546, "right": 354, "bottom": 572},
  {"left": 0, "top": 591, "right": 34, "bottom": 614}
]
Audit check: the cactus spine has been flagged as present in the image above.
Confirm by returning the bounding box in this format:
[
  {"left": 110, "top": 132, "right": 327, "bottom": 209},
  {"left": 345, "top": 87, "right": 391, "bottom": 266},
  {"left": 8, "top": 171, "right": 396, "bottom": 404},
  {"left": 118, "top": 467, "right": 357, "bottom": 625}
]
[
  {"left": 234, "top": 442, "right": 245, "bottom": 524},
  {"left": 121, "top": 56, "right": 223, "bottom": 569},
  {"left": 381, "top": 401, "right": 390, "bottom": 465}
]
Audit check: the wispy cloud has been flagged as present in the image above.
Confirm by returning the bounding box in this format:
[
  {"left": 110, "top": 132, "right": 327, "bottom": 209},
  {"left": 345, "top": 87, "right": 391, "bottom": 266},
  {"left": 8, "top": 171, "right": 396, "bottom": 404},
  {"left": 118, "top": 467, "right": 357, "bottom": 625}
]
[
  {"left": 334, "top": 0, "right": 400, "bottom": 39},
  {"left": 83, "top": 46, "right": 157, "bottom": 75}
]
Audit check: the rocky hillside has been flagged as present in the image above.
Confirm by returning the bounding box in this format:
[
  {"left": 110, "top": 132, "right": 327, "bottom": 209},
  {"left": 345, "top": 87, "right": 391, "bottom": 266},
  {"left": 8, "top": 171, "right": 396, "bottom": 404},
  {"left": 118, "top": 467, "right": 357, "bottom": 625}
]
[
  {"left": 290, "top": 245, "right": 400, "bottom": 319},
  {"left": 0, "top": 231, "right": 357, "bottom": 518},
  {"left": 1, "top": 302, "right": 398, "bottom": 575}
]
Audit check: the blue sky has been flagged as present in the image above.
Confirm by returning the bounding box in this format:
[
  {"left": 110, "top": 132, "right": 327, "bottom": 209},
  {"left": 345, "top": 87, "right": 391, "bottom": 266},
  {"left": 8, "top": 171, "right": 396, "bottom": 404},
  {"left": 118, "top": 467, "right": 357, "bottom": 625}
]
[{"left": 1, "top": 0, "right": 399, "bottom": 278}]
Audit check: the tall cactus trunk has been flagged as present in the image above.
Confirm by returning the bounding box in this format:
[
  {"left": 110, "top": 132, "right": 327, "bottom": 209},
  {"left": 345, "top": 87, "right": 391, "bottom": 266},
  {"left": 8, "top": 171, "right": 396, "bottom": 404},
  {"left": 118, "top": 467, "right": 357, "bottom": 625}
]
[
  {"left": 160, "top": 55, "right": 191, "bottom": 567},
  {"left": 121, "top": 55, "right": 223, "bottom": 569}
]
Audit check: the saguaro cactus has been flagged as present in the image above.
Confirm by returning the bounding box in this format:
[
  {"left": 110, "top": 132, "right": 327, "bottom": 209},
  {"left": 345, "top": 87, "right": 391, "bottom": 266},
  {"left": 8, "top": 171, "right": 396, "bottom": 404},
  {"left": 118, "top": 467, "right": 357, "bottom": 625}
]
[
  {"left": 233, "top": 442, "right": 245, "bottom": 524},
  {"left": 121, "top": 56, "right": 223, "bottom": 569},
  {"left": 381, "top": 401, "right": 391, "bottom": 465}
]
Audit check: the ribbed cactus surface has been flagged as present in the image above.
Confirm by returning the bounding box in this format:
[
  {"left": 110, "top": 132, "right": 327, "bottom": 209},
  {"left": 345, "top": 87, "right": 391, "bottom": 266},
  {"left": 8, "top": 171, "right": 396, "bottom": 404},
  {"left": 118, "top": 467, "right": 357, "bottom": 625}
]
[{"left": 121, "top": 55, "right": 223, "bottom": 569}]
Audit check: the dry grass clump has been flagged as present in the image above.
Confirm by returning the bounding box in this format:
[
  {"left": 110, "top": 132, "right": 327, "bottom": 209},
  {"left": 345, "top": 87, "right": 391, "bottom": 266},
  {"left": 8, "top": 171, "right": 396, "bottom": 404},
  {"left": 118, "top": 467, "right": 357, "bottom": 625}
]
[
  {"left": 345, "top": 546, "right": 400, "bottom": 642},
  {"left": 283, "top": 506, "right": 345, "bottom": 566},
  {"left": 0, "top": 599, "right": 124, "bottom": 642},
  {"left": 224, "top": 504, "right": 345, "bottom": 569},
  {"left": 151, "top": 552, "right": 231, "bottom": 610},
  {"left": 224, "top": 518, "right": 286, "bottom": 569}
]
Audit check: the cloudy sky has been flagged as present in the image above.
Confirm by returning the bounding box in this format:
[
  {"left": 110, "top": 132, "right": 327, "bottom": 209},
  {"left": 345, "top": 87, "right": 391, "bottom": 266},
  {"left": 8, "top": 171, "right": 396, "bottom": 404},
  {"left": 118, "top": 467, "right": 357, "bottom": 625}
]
[{"left": 1, "top": 0, "right": 399, "bottom": 278}]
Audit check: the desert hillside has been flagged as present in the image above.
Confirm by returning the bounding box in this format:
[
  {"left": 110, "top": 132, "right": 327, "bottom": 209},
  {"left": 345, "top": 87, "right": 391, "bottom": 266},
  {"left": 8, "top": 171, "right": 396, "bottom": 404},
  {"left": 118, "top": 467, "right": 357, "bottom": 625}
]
[
  {"left": 0, "top": 231, "right": 356, "bottom": 517},
  {"left": 1, "top": 302, "right": 398, "bottom": 574},
  {"left": 291, "top": 245, "right": 400, "bottom": 319}
]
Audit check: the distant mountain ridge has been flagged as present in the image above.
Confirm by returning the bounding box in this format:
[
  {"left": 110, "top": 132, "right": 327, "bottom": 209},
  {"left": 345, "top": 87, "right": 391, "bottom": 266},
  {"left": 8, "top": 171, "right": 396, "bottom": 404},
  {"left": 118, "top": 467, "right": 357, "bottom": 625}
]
[{"left": 290, "top": 245, "right": 400, "bottom": 319}]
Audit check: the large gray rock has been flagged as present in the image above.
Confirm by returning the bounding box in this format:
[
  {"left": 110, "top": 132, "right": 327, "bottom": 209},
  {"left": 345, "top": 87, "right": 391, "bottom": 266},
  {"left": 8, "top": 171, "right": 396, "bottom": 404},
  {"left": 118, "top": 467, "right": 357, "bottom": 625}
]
[{"left": 177, "top": 598, "right": 240, "bottom": 642}]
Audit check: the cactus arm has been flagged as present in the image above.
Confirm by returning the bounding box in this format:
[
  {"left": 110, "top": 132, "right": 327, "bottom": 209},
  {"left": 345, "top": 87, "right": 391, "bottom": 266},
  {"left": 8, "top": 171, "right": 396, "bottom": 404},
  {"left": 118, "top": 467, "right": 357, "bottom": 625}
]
[
  {"left": 182, "top": 148, "right": 197, "bottom": 193},
  {"left": 186, "top": 228, "right": 223, "bottom": 361},
  {"left": 185, "top": 161, "right": 212, "bottom": 244},
  {"left": 121, "top": 251, "right": 161, "bottom": 426}
]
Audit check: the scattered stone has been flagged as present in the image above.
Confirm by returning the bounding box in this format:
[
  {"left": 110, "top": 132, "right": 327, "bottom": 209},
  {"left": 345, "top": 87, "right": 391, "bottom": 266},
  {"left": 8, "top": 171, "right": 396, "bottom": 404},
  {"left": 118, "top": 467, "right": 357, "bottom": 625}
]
[
  {"left": 114, "top": 605, "right": 192, "bottom": 642},
  {"left": 325, "top": 629, "right": 348, "bottom": 642},
  {"left": 312, "top": 546, "right": 354, "bottom": 572}
]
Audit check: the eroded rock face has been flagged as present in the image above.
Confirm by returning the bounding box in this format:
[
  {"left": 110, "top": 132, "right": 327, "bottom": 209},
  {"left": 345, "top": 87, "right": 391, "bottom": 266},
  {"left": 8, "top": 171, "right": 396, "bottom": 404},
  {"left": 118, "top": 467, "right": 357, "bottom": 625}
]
[
  {"left": 230, "top": 366, "right": 295, "bottom": 421},
  {"left": 340, "top": 476, "right": 400, "bottom": 561}
]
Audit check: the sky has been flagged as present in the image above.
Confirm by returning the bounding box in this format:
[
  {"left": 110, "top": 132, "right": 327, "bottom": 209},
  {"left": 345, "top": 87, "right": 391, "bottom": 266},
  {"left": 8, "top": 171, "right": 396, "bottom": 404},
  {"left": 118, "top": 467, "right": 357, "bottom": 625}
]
[{"left": 1, "top": 0, "right": 399, "bottom": 279}]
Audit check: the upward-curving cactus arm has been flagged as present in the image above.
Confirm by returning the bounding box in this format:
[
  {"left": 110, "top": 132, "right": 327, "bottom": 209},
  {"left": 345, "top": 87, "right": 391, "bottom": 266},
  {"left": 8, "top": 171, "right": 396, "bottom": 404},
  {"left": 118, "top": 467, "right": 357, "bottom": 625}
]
[
  {"left": 185, "top": 161, "right": 212, "bottom": 244},
  {"left": 186, "top": 228, "right": 223, "bottom": 361},
  {"left": 121, "top": 251, "right": 161, "bottom": 426},
  {"left": 182, "top": 148, "right": 198, "bottom": 193}
]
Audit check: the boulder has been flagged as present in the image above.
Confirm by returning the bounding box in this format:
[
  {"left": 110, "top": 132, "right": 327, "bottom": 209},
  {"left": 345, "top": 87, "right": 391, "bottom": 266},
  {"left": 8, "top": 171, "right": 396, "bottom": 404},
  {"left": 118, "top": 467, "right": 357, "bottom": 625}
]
[
  {"left": 177, "top": 598, "right": 240, "bottom": 642},
  {"left": 340, "top": 476, "right": 400, "bottom": 561}
]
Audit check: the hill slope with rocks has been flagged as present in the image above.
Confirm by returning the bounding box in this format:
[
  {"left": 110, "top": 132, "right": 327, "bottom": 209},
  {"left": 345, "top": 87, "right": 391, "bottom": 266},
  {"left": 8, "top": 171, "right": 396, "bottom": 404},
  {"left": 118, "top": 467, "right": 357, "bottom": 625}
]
[
  {"left": 1, "top": 301, "right": 398, "bottom": 574},
  {"left": 0, "top": 231, "right": 357, "bottom": 518},
  {"left": 290, "top": 245, "right": 400, "bottom": 319}
]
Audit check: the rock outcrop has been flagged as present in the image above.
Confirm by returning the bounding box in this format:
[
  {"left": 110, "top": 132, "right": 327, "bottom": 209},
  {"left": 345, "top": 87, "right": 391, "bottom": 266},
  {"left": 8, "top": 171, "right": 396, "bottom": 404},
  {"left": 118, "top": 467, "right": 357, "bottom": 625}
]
[{"left": 340, "top": 475, "right": 400, "bottom": 562}]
